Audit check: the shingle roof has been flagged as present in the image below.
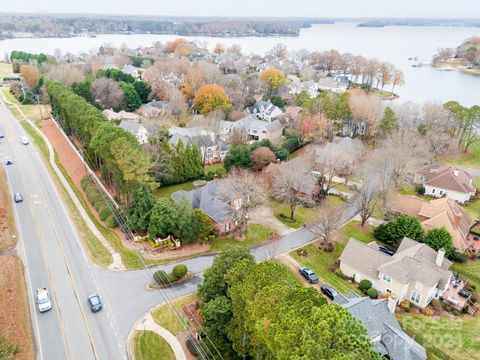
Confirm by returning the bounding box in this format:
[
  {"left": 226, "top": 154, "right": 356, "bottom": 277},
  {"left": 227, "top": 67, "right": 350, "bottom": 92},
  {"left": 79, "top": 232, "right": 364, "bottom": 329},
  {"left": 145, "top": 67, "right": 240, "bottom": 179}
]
[
  {"left": 339, "top": 239, "right": 392, "bottom": 279},
  {"left": 234, "top": 115, "right": 284, "bottom": 133},
  {"left": 246, "top": 100, "right": 284, "bottom": 117},
  {"left": 419, "top": 164, "right": 473, "bottom": 194},
  {"left": 171, "top": 181, "right": 233, "bottom": 224},
  {"left": 119, "top": 120, "right": 145, "bottom": 135},
  {"left": 334, "top": 294, "right": 426, "bottom": 360}
]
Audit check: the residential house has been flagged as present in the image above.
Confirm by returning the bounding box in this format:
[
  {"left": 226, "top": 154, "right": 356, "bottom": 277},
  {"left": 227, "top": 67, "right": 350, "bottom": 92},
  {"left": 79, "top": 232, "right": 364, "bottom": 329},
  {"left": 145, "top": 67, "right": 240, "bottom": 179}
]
[
  {"left": 168, "top": 127, "right": 228, "bottom": 165},
  {"left": 317, "top": 76, "right": 349, "bottom": 93},
  {"left": 171, "top": 181, "right": 238, "bottom": 234},
  {"left": 246, "top": 100, "right": 284, "bottom": 122},
  {"left": 103, "top": 109, "right": 140, "bottom": 122},
  {"left": 230, "top": 115, "right": 284, "bottom": 143},
  {"left": 414, "top": 164, "right": 475, "bottom": 203},
  {"left": 118, "top": 120, "right": 149, "bottom": 145},
  {"left": 334, "top": 291, "right": 426, "bottom": 360},
  {"left": 137, "top": 101, "right": 171, "bottom": 118},
  {"left": 289, "top": 79, "right": 320, "bottom": 98},
  {"left": 339, "top": 237, "right": 453, "bottom": 308},
  {"left": 122, "top": 64, "right": 139, "bottom": 78},
  {"left": 392, "top": 196, "right": 473, "bottom": 253}
]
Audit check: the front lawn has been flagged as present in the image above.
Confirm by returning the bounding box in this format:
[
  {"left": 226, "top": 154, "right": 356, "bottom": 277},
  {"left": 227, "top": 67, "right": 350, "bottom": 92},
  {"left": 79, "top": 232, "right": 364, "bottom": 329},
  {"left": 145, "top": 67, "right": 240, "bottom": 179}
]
[
  {"left": 152, "top": 294, "right": 198, "bottom": 335},
  {"left": 210, "top": 224, "right": 275, "bottom": 252},
  {"left": 465, "top": 199, "right": 480, "bottom": 220},
  {"left": 290, "top": 243, "right": 359, "bottom": 295},
  {"left": 336, "top": 221, "right": 376, "bottom": 244},
  {"left": 133, "top": 331, "right": 175, "bottom": 360},
  {"left": 155, "top": 181, "right": 196, "bottom": 200},
  {"left": 443, "top": 142, "right": 480, "bottom": 170},
  {"left": 397, "top": 314, "right": 480, "bottom": 360}
]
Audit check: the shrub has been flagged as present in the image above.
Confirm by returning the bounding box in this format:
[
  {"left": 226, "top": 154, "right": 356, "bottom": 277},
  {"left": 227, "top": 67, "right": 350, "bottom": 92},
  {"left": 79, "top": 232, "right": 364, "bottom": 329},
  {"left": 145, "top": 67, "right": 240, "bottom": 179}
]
[
  {"left": 453, "top": 310, "right": 460, "bottom": 316},
  {"left": 366, "top": 288, "right": 378, "bottom": 299},
  {"left": 153, "top": 270, "right": 170, "bottom": 285},
  {"left": 450, "top": 251, "right": 468, "bottom": 263},
  {"left": 415, "top": 184, "right": 426, "bottom": 195},
  {"left": 421, "top": 307, "right": 434, "bottom": 316},
  {"left": 404, "top": 307, "right": 411, "bottom": 313},
  {"left": 399, "top": 300, "right": 410, "bottom": 309},
  {"left": 172, "top": 264, "right": 188, "bottom": 280},
  {"left": 205, "top": 166, "right": 226, "bottom": 180},
  {"left": 106, "top": 215, "right": 117, "bottom": 228},
  {"left": 99, "top": 207, "right": 111, "bottom": 221},
  {"left": 431, "top": 299, "right": 442, "bottom": 312},
  {"left": 359, "top": 280, "right": 372, "bottom": 292}
]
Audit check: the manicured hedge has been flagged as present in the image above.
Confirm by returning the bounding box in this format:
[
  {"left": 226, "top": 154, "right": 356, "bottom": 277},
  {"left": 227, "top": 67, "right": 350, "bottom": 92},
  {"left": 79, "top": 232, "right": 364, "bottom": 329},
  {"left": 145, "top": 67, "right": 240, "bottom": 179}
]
[{"left": 81, "top": 176, "right": 117, "bottom": 228}]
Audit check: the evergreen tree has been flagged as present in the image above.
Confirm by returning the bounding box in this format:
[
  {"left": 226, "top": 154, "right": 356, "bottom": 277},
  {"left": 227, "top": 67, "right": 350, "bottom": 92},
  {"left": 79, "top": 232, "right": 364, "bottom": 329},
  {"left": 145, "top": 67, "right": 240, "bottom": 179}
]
[
  {"left": 424, "top": 227, "right": 454, "bottom": 257},
  {"left": 380, "top": 106, "right": 397, "bottom": 135},
  {"left": 127, "top": 182, "right": 156, "bottom": 233},
  {"left": 133, "top": 80, "right": 150, "bottom": 103},
  {"left": 119, "top": 81, "right": 142, "bottom": 111}
]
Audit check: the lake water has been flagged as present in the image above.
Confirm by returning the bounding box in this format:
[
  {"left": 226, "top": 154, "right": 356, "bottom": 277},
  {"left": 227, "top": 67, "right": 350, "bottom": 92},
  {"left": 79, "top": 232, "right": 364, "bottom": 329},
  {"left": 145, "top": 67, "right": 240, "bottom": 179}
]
[{"left": 0, "top": 23, "right": 479, "bottom": 105}]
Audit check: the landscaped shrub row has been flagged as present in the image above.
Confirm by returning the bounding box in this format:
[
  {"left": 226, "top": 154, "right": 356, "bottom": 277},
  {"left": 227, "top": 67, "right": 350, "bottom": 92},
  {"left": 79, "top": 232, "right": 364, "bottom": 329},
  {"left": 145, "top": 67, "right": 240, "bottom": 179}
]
[
  {"left": 80, "top": 176, "right": 117, "bottom": 228},
  {"left": 153, "top": 264, "right": 188, "bottom": 285}
]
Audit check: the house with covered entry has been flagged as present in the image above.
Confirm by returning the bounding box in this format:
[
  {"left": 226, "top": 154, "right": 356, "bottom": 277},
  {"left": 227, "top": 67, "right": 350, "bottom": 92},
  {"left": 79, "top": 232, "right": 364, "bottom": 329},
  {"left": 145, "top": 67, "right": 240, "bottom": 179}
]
[{"left": 339, "top": 237, "right": 453, "bottom": 308}]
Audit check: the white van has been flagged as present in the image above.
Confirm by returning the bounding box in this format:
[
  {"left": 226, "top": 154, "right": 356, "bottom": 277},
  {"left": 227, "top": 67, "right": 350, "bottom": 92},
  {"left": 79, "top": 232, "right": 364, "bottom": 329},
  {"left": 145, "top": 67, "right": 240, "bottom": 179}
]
[{"left": 21, "top": 136, "right": 29, "bottom": 145}]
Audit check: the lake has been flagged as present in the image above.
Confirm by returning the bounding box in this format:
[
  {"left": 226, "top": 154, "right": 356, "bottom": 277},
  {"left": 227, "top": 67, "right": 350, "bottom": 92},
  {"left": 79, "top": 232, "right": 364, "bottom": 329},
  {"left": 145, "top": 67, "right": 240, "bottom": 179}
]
[{"left": 0, "top": 23, "right": 479, "bottom": 105}]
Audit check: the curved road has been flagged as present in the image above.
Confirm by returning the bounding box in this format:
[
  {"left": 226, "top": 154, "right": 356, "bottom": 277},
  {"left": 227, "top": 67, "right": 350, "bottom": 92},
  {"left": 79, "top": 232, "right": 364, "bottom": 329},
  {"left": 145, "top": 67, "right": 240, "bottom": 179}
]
[{"left": 0, "top": 101, "right": 344, "bottom": 359}]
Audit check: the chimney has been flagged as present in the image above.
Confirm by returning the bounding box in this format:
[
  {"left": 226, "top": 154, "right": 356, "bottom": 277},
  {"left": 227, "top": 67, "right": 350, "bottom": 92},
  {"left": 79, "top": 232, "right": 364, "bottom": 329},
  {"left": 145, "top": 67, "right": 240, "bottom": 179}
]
[
  {"left": 454, "top": 214, "right": 462, "bottom": 228},
  {"left": 436, "top": 248, "right": 445, "bottom": 267},
  {"left": 453, "top": 169, "right": 459, "bottom": 177},
  {"left": 387, "top": 295, "right": 398, "bottom": 314}
]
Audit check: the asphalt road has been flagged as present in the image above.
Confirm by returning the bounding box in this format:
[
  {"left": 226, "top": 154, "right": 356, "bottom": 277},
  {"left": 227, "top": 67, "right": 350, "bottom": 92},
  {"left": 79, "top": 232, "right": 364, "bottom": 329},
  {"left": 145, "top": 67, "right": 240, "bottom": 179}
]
[{"left": 0, "top": 101, "right": 351, "bottom": 359}]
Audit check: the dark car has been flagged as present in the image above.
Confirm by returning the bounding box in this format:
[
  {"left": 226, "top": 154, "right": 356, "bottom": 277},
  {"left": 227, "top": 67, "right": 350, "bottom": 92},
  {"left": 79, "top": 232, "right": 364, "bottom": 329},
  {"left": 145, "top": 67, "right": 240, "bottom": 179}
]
[
  {"left": 379, "top": 245, "right": 395, "bottom": 256},
  {"left": 459, "top": 290, "right": 471, "bottom": 298},
  {"left": 320, "top": 284, "right": 338, "bottom": 300},
  {"left": 88, "top": 294, "right": 103, "bottom": 313},
  {"left": 14, "top": 192, "right": 23, "bottom": 203},
  {"left": 5, "top": 157, "right": 13, "bottom": 165},
  {"left": 0, "top": 131, "right": 4, "bottom": 138},
  {"left": 299, "top": 267, "right": 319, "bottom": 284}
]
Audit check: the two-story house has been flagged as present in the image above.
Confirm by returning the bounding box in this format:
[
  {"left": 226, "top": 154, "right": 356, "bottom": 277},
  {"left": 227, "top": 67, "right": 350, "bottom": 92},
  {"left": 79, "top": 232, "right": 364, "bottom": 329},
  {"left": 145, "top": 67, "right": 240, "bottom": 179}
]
[
  {"left": 246, "top": 100, "right": 284, "bottom": 121},
  {"left": 118, "top": 120, "right": 149, "bottom": 145},
  {"left": 230, "top": 115, "right": 284, "bottom": 143},
  {"left": 414, "top": 164, "right": 475, "bottom": 203},
  {"left": 339, "top": 237, "right": 453, "bottom": 308}
]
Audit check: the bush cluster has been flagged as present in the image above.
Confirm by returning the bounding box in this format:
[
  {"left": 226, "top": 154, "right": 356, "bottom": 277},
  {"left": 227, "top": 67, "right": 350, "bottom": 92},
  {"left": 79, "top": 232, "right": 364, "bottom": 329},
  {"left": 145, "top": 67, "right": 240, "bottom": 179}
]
[
  {"left": 81, "top": 176, "right": 117, "bottom": 228},
  {"left": 153, "top": 264, "right": 188, "bottom": 285}
]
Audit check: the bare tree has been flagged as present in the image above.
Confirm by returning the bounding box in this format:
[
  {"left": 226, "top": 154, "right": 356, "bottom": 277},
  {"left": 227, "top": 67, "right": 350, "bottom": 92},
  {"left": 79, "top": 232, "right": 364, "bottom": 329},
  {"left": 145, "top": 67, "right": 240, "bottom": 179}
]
[
  {"left": 309, "top": 203, "right": 344, "bottom": 252},
  {"left": 218, "top": 169, "right": 264, "bottom": 234},
  {"left": 91, "top": 78, "right": 123, "bottom": 110},
  {"left": 356, "top": 176, "right": 387, "bottom": 226},
  {"left": 167, "top": 87, "right": 188, "bottom": 117},
  {"left": 229, "top": 127, "right": 249, "bottom": 145},
  {"left": 348, "top": 89, "right": 384, "bottom": 139},
  {"left": 250, "top": 147, "right": 276, "bottom": 171},
  {"left": 46, "top": 64, "right": 84, "bottom": 87},
  {"left": 272, "top": 160, "right": 315, "bottom": 220}
]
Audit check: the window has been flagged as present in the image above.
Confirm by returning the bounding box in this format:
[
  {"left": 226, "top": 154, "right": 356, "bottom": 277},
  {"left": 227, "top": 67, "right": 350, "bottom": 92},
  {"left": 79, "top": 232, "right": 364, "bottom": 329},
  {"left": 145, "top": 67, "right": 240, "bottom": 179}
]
[
  {"left": 206, "top": 148, "right": 214, "bottom": 159},
  {"left": 224, "top": 222, "right": 231, "bottom": 232},
  {"left": 439, "top": 190, "right": 443, "bottom": 195},
  {"left": 386, "top": 289, "right": 392, "bottom": 293},
  {"left": 432, "top": 188, "right": 436, "bottom": 194},
  {"left": 382, "top": 274, "right": 392, "bottom": 283},
  {"left": 410, "top": 291, "right": 421, "bottom": 304}
]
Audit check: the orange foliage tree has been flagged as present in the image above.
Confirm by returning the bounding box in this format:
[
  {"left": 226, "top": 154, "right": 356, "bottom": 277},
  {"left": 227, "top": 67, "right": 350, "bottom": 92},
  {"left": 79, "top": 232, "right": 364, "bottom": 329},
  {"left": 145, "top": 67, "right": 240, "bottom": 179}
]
[
  {"left": 193, "top": 84, "right": 232, "bottom": 115},
  {"left": 166, "top": 39, "right": 191, "bottom": 56},
  {"left": 20, "top": 65, "right": 41, "bottom": 88}
]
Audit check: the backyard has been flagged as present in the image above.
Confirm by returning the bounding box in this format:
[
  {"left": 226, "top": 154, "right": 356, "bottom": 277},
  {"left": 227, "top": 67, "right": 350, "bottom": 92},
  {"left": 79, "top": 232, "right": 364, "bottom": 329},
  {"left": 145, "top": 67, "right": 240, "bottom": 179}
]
[{"left": 155, "top": 181, "right": 196, "bottom": 199}]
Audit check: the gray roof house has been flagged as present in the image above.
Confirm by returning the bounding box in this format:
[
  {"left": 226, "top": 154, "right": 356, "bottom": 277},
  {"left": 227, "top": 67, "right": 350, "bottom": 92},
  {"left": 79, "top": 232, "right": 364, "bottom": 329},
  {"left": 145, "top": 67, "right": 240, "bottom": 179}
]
[
  {"left": 171, "top": 181, "right": 237, "bottom": 233},
  {"left": 339, "top": 237, "right": 453, "bottom": 308},
  {"left": 246, "top": 100, "right": 284, "bottom": 121},
  {"left": 231, "top": 115, "right": 284, "bottom": 143},
  {"left": 334, "top": 291, "right": 427, "bottom": 360},
  {"left": 119, "top": 120, "right": 149, "bottom": 145},
  {"left": 137, "top": 100, "right": 171, "bottom": 117}
]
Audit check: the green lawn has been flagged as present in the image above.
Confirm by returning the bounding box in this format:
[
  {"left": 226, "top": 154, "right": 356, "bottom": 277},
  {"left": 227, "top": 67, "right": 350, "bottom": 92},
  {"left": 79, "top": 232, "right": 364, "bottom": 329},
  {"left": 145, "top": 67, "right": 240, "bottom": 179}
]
[
  {"left": 2, "top": 87, "right": 19, "bottom": 104},
  {"left": 453, "top": 261, "right": 480, "bottom": 289},
  {"left": 155, "top": 181, "right": 196, "bottom": 199},
  {"left": 337, "top": 221, "right": 376, "bottom": 244},
  {"left": 152, "top": 294, "right": 198, "bottom": 335},
  {"left": 397, "top": 314, "right": 480, "bottom": 360},
  {"left": 290, "top": 243, "right": 359, "bottom": 295},
  {"left": 444, "top": 142, "right": 480, "bottom": 170},
  {"left": 332, "top": 183, "right": 352, "bottom": 193},
  {"left": 210, "top": 224, "right": 275, "bottom": 252},
  {"left": 133, "top": 331, "right": 175, "bottom": 360},
  {"left": 465, "top": 199, "right": 480, "bottom": 220}
]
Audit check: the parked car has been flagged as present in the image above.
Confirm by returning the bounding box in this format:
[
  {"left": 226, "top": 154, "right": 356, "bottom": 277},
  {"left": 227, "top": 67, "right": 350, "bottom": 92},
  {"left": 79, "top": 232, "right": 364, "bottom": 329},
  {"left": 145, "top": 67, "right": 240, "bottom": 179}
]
[
  {"left": 14, "top": 192, "right": 23, "bottom": 203},
  {"left": 320, "top": 284, "right": 338, "bottom": 300},
  {"left": 459, "top": 290, "right": 471, "bottom": 298},
  {"left": 21, "top": 136, "right": 29, "bottom": 145},
  {"left": 36, "top": 288, "right": 52, "bottom": 312},
  {"left": 299, "top": 267, "right": 319, "bottom": 283},
  {"left": 0, "top": 131, "right": 4, "bottom": 138},
  {"left": 5, "top": 157, "right": 13, "bottom": 165},
  {"left": 379, "top": 245, "right": 395, "bottom": 256},
  {"left": 87, "top": 294, "right": 103, "bottom": 313}
]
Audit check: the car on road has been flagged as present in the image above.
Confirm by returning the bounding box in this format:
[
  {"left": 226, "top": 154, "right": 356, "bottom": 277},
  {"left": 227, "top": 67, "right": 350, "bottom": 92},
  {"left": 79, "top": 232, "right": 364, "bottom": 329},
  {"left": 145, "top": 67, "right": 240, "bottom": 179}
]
[
  {"left": 320, "top": 284, "right": 338, "bottom": 300},
  {"left": 87, "top": 294, "right": 103, "bottom": 313},
  {"left": 0, "top": 131, "right": 4, "bottom": 138},
  {"left": 36, "top": 288, "right": 52, "bottom": 312},
  {"left": 21, "top": 136, "right": 29, "bottom": 145},
  {"left": 5, "top": 157, "right": 13, "bottom": 165},
  {"left": 14, "top": 192, "right": 23, "bottom": 203},
  {"left": 379, "top": 245, "right": 395, "bottom": 256},
  {"left": 299, "top": 267, "right": 319, "bottom": 283}
]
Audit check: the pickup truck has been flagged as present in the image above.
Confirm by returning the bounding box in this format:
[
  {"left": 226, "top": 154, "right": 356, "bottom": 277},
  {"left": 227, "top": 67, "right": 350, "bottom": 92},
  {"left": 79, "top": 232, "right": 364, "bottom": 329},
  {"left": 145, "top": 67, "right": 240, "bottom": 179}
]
[{"left": 36, "top": 288, "right": 52, "bottom": 312}]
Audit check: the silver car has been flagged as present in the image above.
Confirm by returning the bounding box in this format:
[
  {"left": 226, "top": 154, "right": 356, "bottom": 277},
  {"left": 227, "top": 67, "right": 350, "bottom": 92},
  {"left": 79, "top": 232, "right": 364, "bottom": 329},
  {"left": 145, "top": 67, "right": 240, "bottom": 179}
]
[
  {"left": 14, "top": 192, "right": 23, "bottom": 203},
  {"left": 36, "top": 288, "right": 52, "bottom": 312},
  {"left": 21, "top": 136, "right": 29, "bottom": 145}
]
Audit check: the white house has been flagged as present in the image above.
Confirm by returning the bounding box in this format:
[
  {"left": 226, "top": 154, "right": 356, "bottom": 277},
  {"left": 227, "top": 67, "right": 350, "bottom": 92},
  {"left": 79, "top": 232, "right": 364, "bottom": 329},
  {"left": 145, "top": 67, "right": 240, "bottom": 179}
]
[
  {"left": 118, "top": 120, "right": 149, "bottom": 145},
  {"left": 339, "top": 238, "right": 453, "bottom": 309},
  {"left": 317, "top": 76, "right": 349, "bottom": 93},
  {"left": 122, "top": 64, "right": 139, "bottom": 78},
  {"left": 289, "top": 79, "right": 320, "bottom": 98},
  {"left": 414, "top": 164, "right": 475, "bottom": 203},
  {"left": 103, "top": 109, "right": 140, "bottom": 122},
  {"left": 246, "top": 100, "right": 284, "bottom": 122}
]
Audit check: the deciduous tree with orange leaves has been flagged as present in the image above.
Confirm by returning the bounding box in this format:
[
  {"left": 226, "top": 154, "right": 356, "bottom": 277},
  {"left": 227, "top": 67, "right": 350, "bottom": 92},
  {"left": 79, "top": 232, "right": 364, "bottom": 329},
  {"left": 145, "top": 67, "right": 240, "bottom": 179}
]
[
  {"left": 259, "top": 67, "right": 286, "bottom": 99},
  {"left": 166, "top": 39, "right": 191, "bottom": 56},
  {"left": 193, "top": 84, "right": 232, "bottom": 115},
  {"left": 20, "top": 65, "right": 41, "bottom": 88}
]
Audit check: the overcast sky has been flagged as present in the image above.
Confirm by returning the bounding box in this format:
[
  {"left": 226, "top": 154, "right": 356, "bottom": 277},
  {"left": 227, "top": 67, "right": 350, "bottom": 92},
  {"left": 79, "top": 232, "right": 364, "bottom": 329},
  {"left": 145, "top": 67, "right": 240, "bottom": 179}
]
[{"left": 3, "top": 0, "right": 480, "bottom": 18}]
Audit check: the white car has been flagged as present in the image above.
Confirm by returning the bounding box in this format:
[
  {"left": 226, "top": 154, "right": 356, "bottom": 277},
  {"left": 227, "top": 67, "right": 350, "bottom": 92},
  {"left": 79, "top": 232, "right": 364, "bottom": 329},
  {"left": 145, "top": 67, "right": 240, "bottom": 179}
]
[
  {"left": 21, "top": 136, "right": 29, "bottom": 145},
  {"left": 36, "top": 288, "right": 52, "bottom": 312}
]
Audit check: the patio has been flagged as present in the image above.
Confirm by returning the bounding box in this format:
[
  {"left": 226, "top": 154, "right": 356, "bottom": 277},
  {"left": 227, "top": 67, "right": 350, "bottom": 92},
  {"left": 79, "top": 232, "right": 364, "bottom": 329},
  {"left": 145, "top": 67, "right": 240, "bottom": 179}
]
[{"left": 442, "top": 276, "right": 471, "bottom": 310}]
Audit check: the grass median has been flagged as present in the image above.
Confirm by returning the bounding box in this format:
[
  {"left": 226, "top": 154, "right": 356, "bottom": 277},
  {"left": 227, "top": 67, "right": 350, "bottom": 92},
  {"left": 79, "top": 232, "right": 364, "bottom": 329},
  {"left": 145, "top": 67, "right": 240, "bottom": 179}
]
[{"left": 133, "top": 331, "right": 175, "bottom": 360}]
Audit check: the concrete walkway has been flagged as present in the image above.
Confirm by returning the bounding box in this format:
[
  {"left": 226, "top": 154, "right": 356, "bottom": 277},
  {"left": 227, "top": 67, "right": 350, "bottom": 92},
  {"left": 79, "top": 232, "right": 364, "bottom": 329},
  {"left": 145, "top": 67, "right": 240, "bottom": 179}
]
[
  {"left": 133, "top": 312, "right": 187, "bottom": 360},
  {"left": 0, "top": 92, "right": 124, "bottom": 270}
]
